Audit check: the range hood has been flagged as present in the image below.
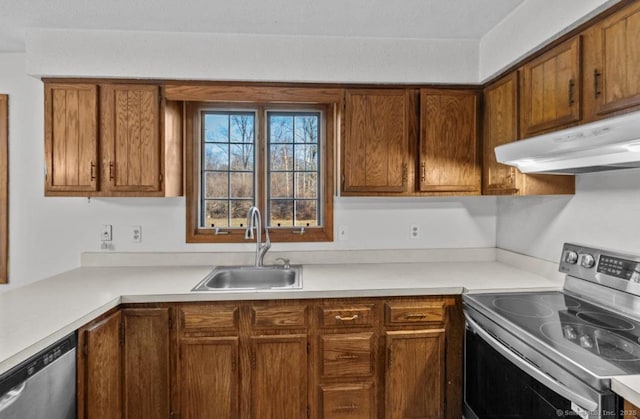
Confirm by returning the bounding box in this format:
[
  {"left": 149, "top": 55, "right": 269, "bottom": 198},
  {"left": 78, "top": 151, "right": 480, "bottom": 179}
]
[{"left": 495, "top": 110, "right": 640, "bottom": 174}]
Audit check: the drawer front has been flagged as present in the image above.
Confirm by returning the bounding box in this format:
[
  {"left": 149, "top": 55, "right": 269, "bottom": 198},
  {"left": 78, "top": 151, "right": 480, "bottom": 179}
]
[
  {"left": 179, "top": 304, "right": 238, "bottom": 331},
  {"left": 321, "top": 333, "right": 374, "bottom": 378},
  {"left": 385, "top": 301, "right": 445, "bottom": 325},
  {"left": 251, "top": 304, "right": 308, "bottom": 328},
  {"left": 320, "top": 305, "right": 375, "bottom": 328},
  {"left": 321, "top": 383, "right": 375, "bottom": 419}
]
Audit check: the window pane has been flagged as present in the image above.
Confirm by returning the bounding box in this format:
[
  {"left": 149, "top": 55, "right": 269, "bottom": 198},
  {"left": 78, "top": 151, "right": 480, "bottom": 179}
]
[
  {"left": 295, "top": 173, "right": 317, "bottom": 198},
  {"left": 294, "top": 144, "right": 318, "bottom": 171},
  {"left": 230, "top": 115, "right": 254, "bottom": 143},
  {"left": 296, "top": 200, "right": 318, "bottom": 227},
  {"left": 204, "top": 114, "right": 229, "bottom": 142},
  {"left": 205, "top": 172, "right": 228, "bottom": 198},
  {"left": 270, "top": 200, "right": 294, "bottom": 227},
  {"left": 270, "top": 172, "right": 293, "bottom": 198},
  {"left": 230, "top": 144, "right": 254, "bottom": 171},
  {"left": 230, "top": 200, "right": 253, "bottom": 227},
  {"left": 204, "top": 143, "right": 229, "bottom": 170},
  {"left": 230, "top": 172, "right": 253, "bottom": 198},
  {"left": 204, "top": 200, "right": 228, "bottom": 228},
  {"left": 295, "top": 115, "right": 318, "bottom": 143},
  {"left": 270, "top": 145, "right": 293, "bottom": 171},
  {"left": 270, "top": 116, "right": 293, "bottom": 143}
]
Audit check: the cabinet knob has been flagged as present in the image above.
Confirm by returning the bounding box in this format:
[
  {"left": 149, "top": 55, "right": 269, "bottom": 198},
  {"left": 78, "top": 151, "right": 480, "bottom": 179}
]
[
  {"left": 568, "top": 79, "right": 576, "bottom": 106},
  {"left": 335, "top": 314, "right": 359, "bottom": 321},
  {"left": 594, "top": 69, "right": 601, "bottom": 98},
  {"left": 90, "top": 162, "right": 97, "bottom": 181},
  {"left": 108, "top": 162, "right": 115, "bottom": 181}
]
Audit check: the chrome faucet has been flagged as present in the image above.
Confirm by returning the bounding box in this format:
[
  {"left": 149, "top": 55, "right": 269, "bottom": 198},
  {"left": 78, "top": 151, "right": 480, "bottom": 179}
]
[{"left": 245, "top": 206, "right": 271, "bottom": 267}]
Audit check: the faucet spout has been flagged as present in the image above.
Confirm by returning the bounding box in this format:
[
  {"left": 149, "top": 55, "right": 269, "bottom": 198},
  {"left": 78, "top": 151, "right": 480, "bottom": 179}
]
[{"left": 245, "top": 206, "right": 270, "bottom": 266}]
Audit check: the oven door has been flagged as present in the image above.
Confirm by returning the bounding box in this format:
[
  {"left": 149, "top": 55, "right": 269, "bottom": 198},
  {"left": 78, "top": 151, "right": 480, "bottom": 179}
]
[{"left": 464, "top": 312, "right": 620, "bottom": 419}]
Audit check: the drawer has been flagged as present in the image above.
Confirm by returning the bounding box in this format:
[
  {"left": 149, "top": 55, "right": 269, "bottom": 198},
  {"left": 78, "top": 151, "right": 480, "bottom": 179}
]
[
  {"left": 179, "top": 304, "right": 238, "bottom": 331},
  {"left": 320, "top": 305, "right": 374, "bottom": 328},
  {"left": 321, "top": 333, "right": 374, "bottom": 378},
  {"left": 385, "top": 301, "right": 445, "bottom": 325},
  {"left": 320, "top": 383, "right": 375, "bottom": 419},
  {"left": 251, "top": 304, "right": 308, "bottom": 328}
]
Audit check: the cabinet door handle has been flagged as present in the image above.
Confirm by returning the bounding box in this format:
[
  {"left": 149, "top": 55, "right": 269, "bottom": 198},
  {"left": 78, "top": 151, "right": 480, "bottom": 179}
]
[
  {"left": 90, "top": 162, "right": 97, "bottom": 181},
  {"left": 421, "top": 162, "right": 426, "bottom": 182},
  {"left": 594, "top": 69, "right": 601, "bottom": 98},
  {"left": 405, "top": 313, "right": 427, "bottom": 319},
  {"left": 108, "top": 161, "right": 115, "bottom": 181},
  {"left": 336, "top": 354, "right": 359, "bottom": 360},
  {"left": 335, "top": 314, "right": 359, "bottom": 321},
  {"left": 568, "top": 79, "right": 576, "bottom": 106},
  {"left": 335, "top": 404, "right": 358, "bottom": 411},
  {"left": 402, "top": 163, "right": 408, "bottom": 185}
]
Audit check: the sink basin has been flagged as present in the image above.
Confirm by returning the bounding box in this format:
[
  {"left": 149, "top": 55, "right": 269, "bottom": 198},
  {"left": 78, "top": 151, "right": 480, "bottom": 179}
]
[{"left": 192, "top": 265, "right": 303, "bottom": 291}]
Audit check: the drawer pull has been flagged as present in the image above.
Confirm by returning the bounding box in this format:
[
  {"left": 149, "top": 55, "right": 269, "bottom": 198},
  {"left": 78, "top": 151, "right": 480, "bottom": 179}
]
[
  {"left": 405, "top": 313, "right": 427, "bottom": 319},
  {"left": 336, "top": 354, "right": 359, "bottom": 360},
  {"left": 335, "top": 314, "right": 359, "bottom": 321},
  {"left": 335, "top": 404, "right": 358, "bottom": 411}
]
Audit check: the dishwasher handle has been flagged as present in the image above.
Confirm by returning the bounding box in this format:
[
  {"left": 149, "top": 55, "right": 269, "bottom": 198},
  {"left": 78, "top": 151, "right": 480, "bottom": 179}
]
[
  {"left": 465, "top": 313, "right": 599, "bottom": 413},
  {"left": 0, "top": 382, "right": 27, "bottom": 412}
]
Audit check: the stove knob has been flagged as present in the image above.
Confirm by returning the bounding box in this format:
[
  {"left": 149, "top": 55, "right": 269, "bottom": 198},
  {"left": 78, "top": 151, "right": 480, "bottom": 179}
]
[
  {"left": 580, "top": 335, "right": 594, "bottom": 349},
  {"left": 581, "top": 254, "right": 596, "bottom": 269},
  {"left": 564, "top": 250, "right": 579, "bottom": 264},
  {"left": 631, "top": 269, "right": 640, "bottom": 283},
  {"left": 562, "top": 325, "right": 577, "bottom": 340}
]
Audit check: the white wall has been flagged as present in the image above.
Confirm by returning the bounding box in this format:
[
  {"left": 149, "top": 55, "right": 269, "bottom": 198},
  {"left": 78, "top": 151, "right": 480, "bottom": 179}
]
[
  {"left": 0, "top": 52, "right": 497, "bottom": 291},
  {"left": 25, "top": 30, "right": 478, "bottom": 84},
  {"left": 497, "top": 169, "right": 640, "bottom": 263},
  {"left": 479, "top": 0, "right": 619, "bottom": 81}
]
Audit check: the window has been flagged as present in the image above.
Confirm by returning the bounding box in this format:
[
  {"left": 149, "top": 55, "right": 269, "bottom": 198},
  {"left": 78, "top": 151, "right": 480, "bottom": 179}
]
[{"left": 185, "top": 91, "right": 335, "bottom": 243}]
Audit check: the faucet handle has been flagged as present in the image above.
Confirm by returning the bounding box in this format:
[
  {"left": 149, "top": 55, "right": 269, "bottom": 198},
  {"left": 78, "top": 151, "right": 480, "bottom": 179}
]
[{"left": 275, "top": 258, "right": 291, "bottom": 269}]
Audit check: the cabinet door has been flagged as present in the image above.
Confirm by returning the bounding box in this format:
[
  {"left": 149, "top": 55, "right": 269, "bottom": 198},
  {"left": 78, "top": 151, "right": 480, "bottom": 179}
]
[
  {"left": 122, "top": 308, "right": 170, "bottom": 419},
  {"left": 385, "top": 329, "right": 445, "bottom": 419},
  {"left": 483, "top": 73, "right": 519, "bottom": 195},
  {"left": 101, "top": 84, "right": 161, "bottom": 193},
  {"left": 178, "top": 336, "right": 239, "bottom": 419},
  {"left": 591, "top": 2, "right": 640, "bottom": 115},
  {"left": 78, "top": 311, "right": 122, "bottom": 419},
  {"left": 419, "top": 89, "right": 479, "bottom": 194},
  {"left": 521, "top": 36, "right": 582, "bottom": 137},
  {"left": 249, "top": 334, "right": 308, "bottom": 419},
  {"left": 343, "top": 89, "right": 411, "bottom": 194},
  {"left": 44, "top": 83, "right": 98, "bottom": 193}
]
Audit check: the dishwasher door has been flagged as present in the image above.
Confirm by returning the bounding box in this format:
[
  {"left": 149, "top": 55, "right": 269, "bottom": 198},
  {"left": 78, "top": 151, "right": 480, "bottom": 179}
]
[{"left": 0, "top": 333, "right": 76, "bottom": 419}]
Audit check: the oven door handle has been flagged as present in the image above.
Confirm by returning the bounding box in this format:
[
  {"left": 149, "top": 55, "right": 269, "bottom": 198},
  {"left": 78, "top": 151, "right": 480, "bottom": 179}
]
[{"left": 465, "top": 314, "right": 599, "bottom": 413}]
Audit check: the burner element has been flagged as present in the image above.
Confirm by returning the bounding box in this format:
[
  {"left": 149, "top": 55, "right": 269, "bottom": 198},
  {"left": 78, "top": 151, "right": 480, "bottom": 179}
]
[
  {"left": 492, "top": 297, "right": 554, "bottom": 318},
  {"left": 576, "top": 311, "right": 636, "bottom": 331}
]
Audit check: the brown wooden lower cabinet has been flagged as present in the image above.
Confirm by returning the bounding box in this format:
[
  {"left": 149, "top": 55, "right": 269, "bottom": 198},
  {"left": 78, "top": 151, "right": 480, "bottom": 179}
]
[
  {"left": 78, "top": 296, "right": 462, "bottom": 419},
  {"left": 624, "top": 399, "right": 640, "bottom": 419}
]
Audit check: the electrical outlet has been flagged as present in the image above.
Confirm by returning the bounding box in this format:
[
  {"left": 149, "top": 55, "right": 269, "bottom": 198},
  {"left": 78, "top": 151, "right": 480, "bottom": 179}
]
[
  {"left": 338, "top": 225, "right": 349, "bottom": 241},
  {"left": 410, "top": 224, "right": 420, "bottom": 239},
  {"left": 131, "top": 225, "right": 142, "bottom": 243},
  {"left": 101, "top": 224, "right": 112, "bottom": 242}
]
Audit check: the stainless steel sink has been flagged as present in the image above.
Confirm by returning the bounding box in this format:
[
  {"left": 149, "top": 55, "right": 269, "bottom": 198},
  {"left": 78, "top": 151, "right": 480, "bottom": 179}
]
[{"left": 191, "top": 265, "right": 303, "bottom": 291}]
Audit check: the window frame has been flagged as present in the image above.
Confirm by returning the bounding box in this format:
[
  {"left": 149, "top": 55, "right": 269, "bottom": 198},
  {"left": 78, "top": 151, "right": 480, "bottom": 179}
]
[{"left": 185, "top": 95, "right": 335, "bottom": 243}]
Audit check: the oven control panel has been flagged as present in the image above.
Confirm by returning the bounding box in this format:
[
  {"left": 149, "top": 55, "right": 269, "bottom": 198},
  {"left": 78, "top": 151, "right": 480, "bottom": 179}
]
[{"left": 560, "top": 243, "right": 640, "bottom": 285}]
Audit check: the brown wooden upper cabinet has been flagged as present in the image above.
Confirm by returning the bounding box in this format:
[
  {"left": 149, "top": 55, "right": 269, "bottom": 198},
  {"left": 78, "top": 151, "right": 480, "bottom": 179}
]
[
  {"left": 342, "top": 89, "right": 412, "bottom": 194},
  {"left": 419, "top": 89, "right": 480, "bottom": 194},
  {"left": 483, "top": 72, "right": 575, "bottom": 196},
  {"left": 44, "top": 82, "right": 182, "bottom": 197},
  {"left": 584, "top": 1, "right": 640, "bottom": 118},
  {"left": 520, "top": 36, "right": 582, "bottom": 138}
]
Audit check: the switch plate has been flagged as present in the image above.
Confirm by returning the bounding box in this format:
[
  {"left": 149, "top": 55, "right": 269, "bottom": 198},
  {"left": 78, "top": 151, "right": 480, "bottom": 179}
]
[
  {"left": 131, "top": 225, "right": 142, "bottom": 243},
  {"left": 410, "top": 224, "right": 419, "bottom": 239},
  {"left": 101, "top": 225, "right": 112, "bottom": 242}
]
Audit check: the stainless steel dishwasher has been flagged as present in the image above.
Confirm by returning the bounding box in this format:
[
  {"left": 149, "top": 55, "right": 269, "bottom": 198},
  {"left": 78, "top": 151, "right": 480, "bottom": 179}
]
[{"left": 0, "top": 332, "right": 76, "bottom": 419}]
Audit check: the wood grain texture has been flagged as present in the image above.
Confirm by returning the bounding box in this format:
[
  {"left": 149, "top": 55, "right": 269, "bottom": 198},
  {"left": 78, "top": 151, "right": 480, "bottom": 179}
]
[
  {"left": 521, "top": 36, "right": 582, "bottom": 137},
  {"left": 624, "top": 399, "right": 640, "bottom": 419},
  {"left": 122, "top": 308, "right": 170, "bottom": 419},
  {"left": 44, "top": 83, "right": 98, "bottom": 194},
  {"left": 179, "top": 303, "right": 239, "bottom": 332},
  {"left": 385, "top": 329, "right": 446, "bottom": 419},
  {"left": 81, "top": 311, "right": 122, "bottom": 419},
  {"left": 320, "top": 383, "right": 376, "bottom": 419},
  {"left": 385, "top": 301, "right": 445, "bottom": 325},
  {"left": 178, "top": 336, "right": 239, "bottom": 419},
  {"left": 343, "top": 89, "right": 410, "bottom": 193},
  {"left": 163, "top": 100, "right": 183, "bottom": 197},
  {"left": 419, "top": 89, "right": 480, "bottom": 194},
  {"left": 164, "top": 84, "right": 344, "bottom": 103},
  {"left": 0, "top": 95, "right": 7, "bottom": 284},
  {"left": 250, "top": 334, "right": 308, "bottom": 419},
  {"left": 321, "top": 333, "right": 374, "bottom": 378},
  {"left": 251, "top": 303, "right": 308, "bottom": 328}
]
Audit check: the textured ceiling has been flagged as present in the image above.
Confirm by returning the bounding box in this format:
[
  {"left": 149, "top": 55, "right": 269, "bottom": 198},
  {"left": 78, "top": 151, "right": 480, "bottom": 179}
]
[{"left": 0, "top": 0, "right": 525, "bottom": 52}]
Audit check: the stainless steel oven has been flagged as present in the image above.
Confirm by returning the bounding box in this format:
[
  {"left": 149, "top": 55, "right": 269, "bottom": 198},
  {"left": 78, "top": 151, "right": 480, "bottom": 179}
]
[{"left": 463, "top": 243, "right": 640, "bottom": 419}]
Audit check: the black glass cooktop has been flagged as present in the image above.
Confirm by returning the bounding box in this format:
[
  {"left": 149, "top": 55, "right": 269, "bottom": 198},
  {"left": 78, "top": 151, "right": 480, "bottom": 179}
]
[{"left": 465, "top": 291, "right": 640, "bottom": 377}]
